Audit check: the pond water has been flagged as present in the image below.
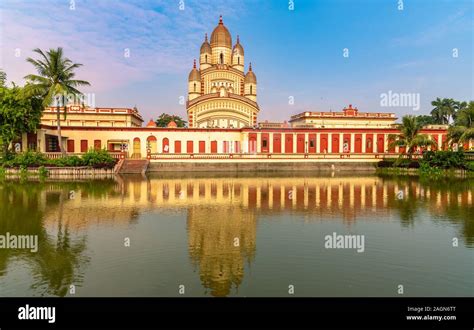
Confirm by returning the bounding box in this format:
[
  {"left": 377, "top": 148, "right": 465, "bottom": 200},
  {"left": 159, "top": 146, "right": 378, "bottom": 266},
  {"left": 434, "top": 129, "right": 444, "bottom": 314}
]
[{"left": 0, "top": 173, "right": 472, "bottom": 297}]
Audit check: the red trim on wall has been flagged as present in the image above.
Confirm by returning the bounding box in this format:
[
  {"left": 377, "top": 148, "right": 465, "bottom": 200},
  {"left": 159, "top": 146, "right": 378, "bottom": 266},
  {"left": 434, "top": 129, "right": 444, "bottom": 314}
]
[
  {"left": 174, "top": 140, "right": 181, "bottom": 153},
  {"left": 285, "top": 134, "right": 293, "bottom": 153},
  {"left": 211, "top": 141, "right": 217, "bottom": 153},
  {"left": 273, "top": 133, "right": 281, "bottom": 153}
]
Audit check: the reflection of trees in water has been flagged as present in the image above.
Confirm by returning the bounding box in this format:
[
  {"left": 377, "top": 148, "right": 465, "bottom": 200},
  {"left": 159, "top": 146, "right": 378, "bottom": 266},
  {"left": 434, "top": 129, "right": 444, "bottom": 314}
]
[
  {"left": 0, "top": 182, "right": 114, "bottom": 296},
  {"left": 187, "top": 207, "right": 256, "bottom": 297},
  {"left": 383, "top": 177, "right": 474, "bottom": 247}
]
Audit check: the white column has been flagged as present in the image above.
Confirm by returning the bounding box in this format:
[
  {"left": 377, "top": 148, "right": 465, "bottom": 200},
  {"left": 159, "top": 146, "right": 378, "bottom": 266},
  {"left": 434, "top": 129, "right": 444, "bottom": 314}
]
[
  {"left": 350, "top": 133, "right": 355, "bottom": 153},
  {"left": 256, "top": 133, "right": 261, "bottom": 153},
  {"left": 269, "top": 132, "right": 273, "bottom": 153},
  {"left": 293, "top": 133, "right": 297, "bottom": 153},
  {"left": 362, "top": 133, "right": 366, "bottom": 153},
  {"left": 316, "top": 133, "right": 321, "bottom": 153},
  {"left": 339, "top": 133, "right": 343, "bottom": 153},
  {"left": 328, "top": 133, "right": 333, "bottom": 153}
]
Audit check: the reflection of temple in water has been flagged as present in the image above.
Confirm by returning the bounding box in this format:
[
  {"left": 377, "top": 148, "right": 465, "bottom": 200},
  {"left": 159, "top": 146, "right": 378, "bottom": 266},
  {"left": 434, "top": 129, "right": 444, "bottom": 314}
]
[
  {"left": 3, "top": 176, "right": 471, "bottom": 296},
  {"left": 187, "top": 207, "right": 256, "bottom": 297}
]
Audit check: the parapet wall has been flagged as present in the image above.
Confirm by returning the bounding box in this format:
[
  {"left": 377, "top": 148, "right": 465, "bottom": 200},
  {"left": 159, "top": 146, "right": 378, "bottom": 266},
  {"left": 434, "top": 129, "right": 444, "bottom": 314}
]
[{"left": 148, "top": 161, "right": 377, "bottom": 172}]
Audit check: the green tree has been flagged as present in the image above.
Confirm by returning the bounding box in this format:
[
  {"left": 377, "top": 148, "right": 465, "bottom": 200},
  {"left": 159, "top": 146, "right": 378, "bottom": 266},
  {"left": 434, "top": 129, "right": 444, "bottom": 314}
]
[
  {"left": 388, "top": 115, "right": 437, "bottom": 159},
  {"left": 430, "top": 98, "right": 457, "bottom": 124},
  {"left": 447, "top": 101, "right": 474, "bottom": 148},
  {"left": 24, "top": 48, "right": 90, "bottom": 154},
  {"left": 416, "top": 115, "right": 435, "bottom": 127},
  {"left": 155, "top": 113, "right": 187, "bottom": 127},
  {"left": 0, "top": 85, "right": 43, "bottom": 155},
  {"left": 0, "top": 69, "right": 6, "bottom": 87}
]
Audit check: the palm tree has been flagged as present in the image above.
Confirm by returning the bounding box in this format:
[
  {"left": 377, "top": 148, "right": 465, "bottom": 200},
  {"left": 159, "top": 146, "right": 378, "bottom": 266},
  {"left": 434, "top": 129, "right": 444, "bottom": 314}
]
[
  {"left": 0, "top": 69, "right": 6, "bottom": 86},
  {"left": 430, "top": 98, "right": 458, "bottom": 124},
  {"left": 388, "top": 115, "right": 437, "bottom": 159},
  {"left": 447, "top": 101, "right": 474, "bottom": 149},
  {"left": 24, "top": 48, "right": 90, "bottom": 154}
]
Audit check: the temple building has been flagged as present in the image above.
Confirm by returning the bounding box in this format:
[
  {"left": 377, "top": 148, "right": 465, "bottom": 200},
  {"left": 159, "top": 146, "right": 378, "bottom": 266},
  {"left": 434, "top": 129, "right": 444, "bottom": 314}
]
[
  {"left": 186, "top": 16, "right": 259, "bottom": 128},
  {"left": 17, "top": 16, "right": 460, "bottom": 159}
]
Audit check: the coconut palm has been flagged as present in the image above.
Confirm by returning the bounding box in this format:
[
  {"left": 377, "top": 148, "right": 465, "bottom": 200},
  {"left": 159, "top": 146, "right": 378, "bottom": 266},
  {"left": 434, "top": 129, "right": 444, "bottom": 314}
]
[
  {"left": 430, "top": 98, "right": 457, "bottom": 124},
  {"left": 388, "top": 115, "right": 437, "bottom": 159},
  {"left": 24, "top": 48, "right": 90, "bottom": 154},
  {"left": 447, "top": 101, "right": 474, "bottom": 149},
  {"left": 0, "top": 69, "right": 6, "bottom": 86}
]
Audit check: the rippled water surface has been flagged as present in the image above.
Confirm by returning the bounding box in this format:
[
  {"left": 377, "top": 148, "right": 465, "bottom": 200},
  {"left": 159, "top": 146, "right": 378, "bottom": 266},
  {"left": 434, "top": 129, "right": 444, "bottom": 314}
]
[{"left": 0, "top": 173, "right": 472, "bottom": 297}]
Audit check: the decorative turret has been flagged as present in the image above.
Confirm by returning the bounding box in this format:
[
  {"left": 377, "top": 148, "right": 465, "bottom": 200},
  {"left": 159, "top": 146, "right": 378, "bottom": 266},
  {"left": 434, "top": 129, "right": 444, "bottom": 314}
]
[
  {"left": 188, "top": 59, "right": 201, "bottom": 101},
  {"left": 232, "top": 35, "right": 244, "bottom": 72},
  {"left": 210, "top": 15, "right": 232, "bottom": 65},
  {"left": 244, "top": 62, "right": 257, "bottom": 101},
  {"left": 199, "top": 33, "right": 212, "bottom": 70}
]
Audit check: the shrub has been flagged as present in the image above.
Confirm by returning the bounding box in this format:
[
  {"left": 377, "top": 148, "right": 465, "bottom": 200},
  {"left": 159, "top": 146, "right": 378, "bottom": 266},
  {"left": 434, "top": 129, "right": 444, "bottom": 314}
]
[
  {"left": 422, "top": 150, "right": 465, "bottom": 169},
  {"left": 38, "top": 166, "right": 48, "bottom": 177},
  {"left": 3, "top": 151, "right": 47, "bottom": 168},
  {"left": 48, "top": 155, "right": 85, "bottom": 167},
  {"left": 81, "top": 149, "right": 116, "bottom": 168},
  {"left": 464, "top": 162, "right": 474, "bottom": 172}
]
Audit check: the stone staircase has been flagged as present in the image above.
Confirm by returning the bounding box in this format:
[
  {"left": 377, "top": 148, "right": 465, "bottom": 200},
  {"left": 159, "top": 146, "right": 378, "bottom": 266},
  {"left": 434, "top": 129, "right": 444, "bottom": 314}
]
[{"left": 119, "top": 159, "right": 149, "bottom": 174}]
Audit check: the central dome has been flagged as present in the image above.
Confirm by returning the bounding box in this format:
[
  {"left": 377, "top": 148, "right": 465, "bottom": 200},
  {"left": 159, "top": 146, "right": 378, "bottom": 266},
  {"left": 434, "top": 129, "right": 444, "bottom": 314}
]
[{"left": 210, "top": 16, "right": 232, "bottom": 49}]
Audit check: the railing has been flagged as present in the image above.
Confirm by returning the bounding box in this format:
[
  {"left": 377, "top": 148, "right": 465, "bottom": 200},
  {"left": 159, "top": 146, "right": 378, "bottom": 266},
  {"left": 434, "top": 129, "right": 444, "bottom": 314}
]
[
  {"left": 43, "top": 151, "right": 124, "bottom": 159},
  {"left": 149, "top": 152, "right": 413, "bottom": 160}
]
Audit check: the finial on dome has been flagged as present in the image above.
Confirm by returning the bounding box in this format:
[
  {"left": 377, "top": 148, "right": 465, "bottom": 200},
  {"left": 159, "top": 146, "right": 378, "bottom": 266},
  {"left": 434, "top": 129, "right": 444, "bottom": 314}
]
[
  {"left": 193, "top": 59, "right": 196, "bottom": 68},
  {"left": 205, "top": 33, "right": 208, "bottom": 42},
  {"left": 219, "top": 15, "right": 223, "bottom": 24},
  {"left": 249, "top": 62, "right": 252, "bottom": 71},
  {"left": 237, "top": 35, "right": 240, "bottom": 43}
]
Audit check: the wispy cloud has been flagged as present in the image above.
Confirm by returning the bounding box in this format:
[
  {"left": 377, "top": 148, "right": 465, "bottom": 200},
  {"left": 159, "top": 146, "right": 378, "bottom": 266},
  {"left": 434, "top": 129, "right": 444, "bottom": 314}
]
[
  {"left": 0, "top": 0, "right": 247, "bottom": 92},
  {"left": 390, "top": 8, "right": 472, "bottom": 48}
]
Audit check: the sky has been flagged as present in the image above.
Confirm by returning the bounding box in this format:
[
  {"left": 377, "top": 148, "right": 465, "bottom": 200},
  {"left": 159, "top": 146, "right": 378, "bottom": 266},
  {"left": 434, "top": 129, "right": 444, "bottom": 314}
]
[{"left": 1, "top": 0, "right": 473, "bottom": 123}]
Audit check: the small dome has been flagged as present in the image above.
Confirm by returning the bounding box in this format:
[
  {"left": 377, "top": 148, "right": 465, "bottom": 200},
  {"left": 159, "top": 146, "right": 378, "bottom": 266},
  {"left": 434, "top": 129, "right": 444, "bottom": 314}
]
[
  {"left": 210, "top": 16, "right": 232, "bottom": 49},
  {"left": 188, "top": 59, "right": 200, "bottom": 81},
  {"left": 244, "top": 63, "right": 256, "bottom": 84},
  {"left": 233, "top": 35, "right": 244, "bottom": 55},
  {"left": 167, "top": 120, "right": 177, "bottom": 128},
  {"left": 200, "top": 33, "right": 211, "bottom": 54},
  {"left": 146, "top": 119, "right": 156, "bottom": 127}
]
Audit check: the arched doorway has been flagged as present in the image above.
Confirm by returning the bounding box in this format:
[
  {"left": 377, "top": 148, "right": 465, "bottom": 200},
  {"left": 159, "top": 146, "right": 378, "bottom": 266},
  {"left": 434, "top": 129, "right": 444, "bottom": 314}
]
[
  {"left": 147, "top": 136, "right": 157, "bottom": 154},
  {"left": 133, "top": 138, "right": 141, "bottom": 159},
  {"left": 162, "top": 138, "right": 169, "bottom": 153}
]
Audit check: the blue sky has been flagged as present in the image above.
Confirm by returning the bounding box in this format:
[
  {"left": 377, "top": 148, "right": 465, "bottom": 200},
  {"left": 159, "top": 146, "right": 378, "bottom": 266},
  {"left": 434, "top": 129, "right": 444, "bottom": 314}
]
[{"left": 1, "top": 0, "right": 472, "bottom": 122}]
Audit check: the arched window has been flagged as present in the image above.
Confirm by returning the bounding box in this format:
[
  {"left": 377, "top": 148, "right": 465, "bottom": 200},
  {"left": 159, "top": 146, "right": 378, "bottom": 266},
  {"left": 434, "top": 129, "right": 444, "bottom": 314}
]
[
  {"left": 205, "top": 54, "right": 207, "bottom": 62},
  {"left": 250, "top": 85, "right": 253, "bottom": 94},
  {"left": 220, "top": 53, "right": 224, "bottom": 64},
  {"left": 193, "top": 83, "right": 196, "bottom": 92},
  {"left": 237, "top": 57, "right": 240, "bottom": 65}
]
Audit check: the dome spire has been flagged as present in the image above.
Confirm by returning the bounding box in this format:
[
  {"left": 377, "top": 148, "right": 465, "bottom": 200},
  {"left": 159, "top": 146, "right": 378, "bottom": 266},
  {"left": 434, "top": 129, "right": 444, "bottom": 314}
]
[
  {"left": 193, "top": 59, "right": 196, "bottom": 68},
  {"left": 249, "top": 62, "right": 252, "bottom": 71},
  {"left": 237, "top": 35, "right": 240, "bottom": 44},
  {"left": 204, "top": 33, "right": 208, "bottom": 42},
  {"left": 219, "top": 15, "right": 223, "bottom": 24}
]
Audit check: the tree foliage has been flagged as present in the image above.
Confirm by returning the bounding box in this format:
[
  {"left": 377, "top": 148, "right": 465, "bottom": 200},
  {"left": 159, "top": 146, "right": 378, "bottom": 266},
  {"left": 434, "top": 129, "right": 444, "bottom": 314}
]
[
  {"left": 447, "top": 101, "right": 474, "bottom": 147},
  {"left": 0, "top": 85, "right": 43, "bottom": 154},
  {"left": 388, "top": 115, "right": 437, "bottom": 158},
  {"left": 155, "top": 113, "right": 187, "bottom": 127}
]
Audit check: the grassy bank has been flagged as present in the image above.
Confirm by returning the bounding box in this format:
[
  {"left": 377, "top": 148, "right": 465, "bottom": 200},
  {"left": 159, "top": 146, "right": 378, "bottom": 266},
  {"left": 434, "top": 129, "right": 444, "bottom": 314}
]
[{"left": 376, "top": 150, "right": 474, "bottom": 179}]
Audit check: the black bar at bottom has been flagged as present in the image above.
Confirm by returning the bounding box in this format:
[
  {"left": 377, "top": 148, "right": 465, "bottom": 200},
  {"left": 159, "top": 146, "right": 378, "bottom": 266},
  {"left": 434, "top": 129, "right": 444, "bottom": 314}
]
[{"left": 0, "top": 297, "right": 472, "bottom": 329}]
